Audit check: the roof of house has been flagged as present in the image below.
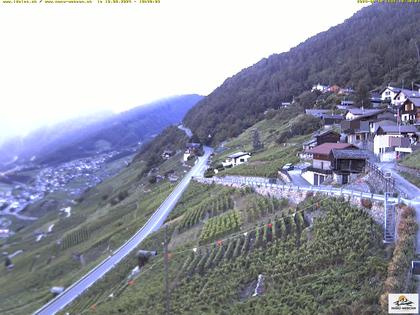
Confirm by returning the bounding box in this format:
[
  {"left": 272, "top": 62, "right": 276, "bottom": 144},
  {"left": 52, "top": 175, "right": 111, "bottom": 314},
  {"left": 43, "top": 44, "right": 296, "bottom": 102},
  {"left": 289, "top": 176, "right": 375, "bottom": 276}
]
[
  {"left": 303, "top": 138, "right": 317, "bottom": 146},
  {"left": 376, "top": 125, "right": 417, "bottom": 134},
  {"left": 228, "top": 152, "right": 251, "bottom": 159},
  {"left": 331, "top": 149, "right": 369, "bottom": 160},
  {"left": 405, "top": 97, "right": 420, "bottom": 108},
  {"left": 317, "top": 129, "right": 340, "bottom": 136},
  {"left": 380, "top": 86, "right": 401, "bottom": 94},
  {"left": 307, "top": 143, "right": 354, "bottom": 155},
  {"left": 346, "top": 108, "right": 384, "bottom": 117},
  {"left": 395, "top": 89, "right": 420, "bottom": 99},
  {"left": 186, "top": 142, "right": 201, "bottom": 149},
  {"left": 322, "top": 114, "right": 343, "bottom": 120},
  {"left": 376, "top": 111, "right": 396, "bottom": 121},
  {"left": 305, "top": 109, "right": 329, "bottom": 116},
  {"left": 372, "top": 120, "right": 397, "bottom": 133}
]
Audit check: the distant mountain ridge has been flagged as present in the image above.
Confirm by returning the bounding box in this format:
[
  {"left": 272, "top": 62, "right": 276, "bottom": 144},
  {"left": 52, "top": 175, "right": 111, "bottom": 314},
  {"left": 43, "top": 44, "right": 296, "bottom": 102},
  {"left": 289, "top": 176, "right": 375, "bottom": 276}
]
[
  {"left": 184, "top": 4, "right": 420, "bottom": 143},
  {"left": 0, "top": 94, "right": 203, "bottom": 167}
]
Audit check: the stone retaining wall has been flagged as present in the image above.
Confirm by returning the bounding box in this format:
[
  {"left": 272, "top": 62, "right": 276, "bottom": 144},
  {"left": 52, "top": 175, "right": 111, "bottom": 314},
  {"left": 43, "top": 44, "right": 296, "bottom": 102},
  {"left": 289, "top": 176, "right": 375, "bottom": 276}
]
[{"left": 195, "top": 178, "right": 385, "bottom": 225}]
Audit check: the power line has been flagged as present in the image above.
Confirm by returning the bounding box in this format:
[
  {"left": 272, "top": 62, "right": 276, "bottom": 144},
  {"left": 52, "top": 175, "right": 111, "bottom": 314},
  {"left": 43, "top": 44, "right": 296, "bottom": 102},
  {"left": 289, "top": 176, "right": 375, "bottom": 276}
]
[{"left": 77, "top": 193, "right": 362, "bottom": 313}]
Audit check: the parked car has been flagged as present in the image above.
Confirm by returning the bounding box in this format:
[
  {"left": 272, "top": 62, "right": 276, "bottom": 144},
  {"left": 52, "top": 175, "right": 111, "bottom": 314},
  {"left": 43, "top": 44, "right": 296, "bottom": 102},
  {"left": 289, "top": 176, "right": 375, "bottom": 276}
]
[{"left": 282, "top": 163, "right": 294, "bottom": 171}]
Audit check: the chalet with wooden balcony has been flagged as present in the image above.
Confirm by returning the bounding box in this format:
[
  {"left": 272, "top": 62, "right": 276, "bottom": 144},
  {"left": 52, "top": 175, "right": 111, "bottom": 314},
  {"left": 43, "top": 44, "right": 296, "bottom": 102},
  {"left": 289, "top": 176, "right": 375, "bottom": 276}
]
[
  {"left": 330, "top": 149, "right": 369, "bottom": 184},
  {"left": 301, "top": 130, "right": 341, "bottom": 159},
  {"left": 302, "top": 142, "right": 369, "bottom": 185},
  {"left": 302, "top": 143, "right": 354, "bottom": 185},
  {"left": 397, "top": 98, "right": 420, "bottom": 125}
]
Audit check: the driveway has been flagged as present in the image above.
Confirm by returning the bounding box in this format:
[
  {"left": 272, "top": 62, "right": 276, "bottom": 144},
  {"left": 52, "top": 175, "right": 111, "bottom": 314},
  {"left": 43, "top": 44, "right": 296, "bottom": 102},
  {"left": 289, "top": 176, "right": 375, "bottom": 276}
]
[{"left": 287, "top": 169, "right": 310, "bottom": 187}]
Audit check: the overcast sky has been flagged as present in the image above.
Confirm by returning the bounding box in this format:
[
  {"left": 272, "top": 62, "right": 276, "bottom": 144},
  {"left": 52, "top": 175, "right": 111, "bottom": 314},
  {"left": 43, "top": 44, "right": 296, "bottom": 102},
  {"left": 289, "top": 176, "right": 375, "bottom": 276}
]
[{"left": 0, "top": 0, "right": 367, "bottom": 141}]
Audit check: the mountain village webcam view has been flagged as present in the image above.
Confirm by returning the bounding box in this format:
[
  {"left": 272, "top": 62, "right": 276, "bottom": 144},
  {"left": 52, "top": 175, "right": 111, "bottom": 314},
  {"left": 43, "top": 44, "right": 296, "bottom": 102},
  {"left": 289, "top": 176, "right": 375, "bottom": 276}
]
[{"left": 0, "top": 1, "right": 420, "bottom": 314}]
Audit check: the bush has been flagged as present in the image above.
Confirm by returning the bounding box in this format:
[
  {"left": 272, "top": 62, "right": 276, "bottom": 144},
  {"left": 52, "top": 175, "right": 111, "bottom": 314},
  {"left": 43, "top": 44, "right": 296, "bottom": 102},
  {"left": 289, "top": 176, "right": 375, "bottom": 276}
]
[
  {"left": 361, "top": 198, "right": 372, "bottom": 209},
  {"left": 118, "top": 190, "right": 129, "bottom": 201},
  {"left": 380, "top": 206, "right": 417, "bottom": 312},
  {"left": 204, "top": 169, "right": 215, "bottom": 178},
  {"left": 148, "top": 175, "right": 157, "bottom": 184}
]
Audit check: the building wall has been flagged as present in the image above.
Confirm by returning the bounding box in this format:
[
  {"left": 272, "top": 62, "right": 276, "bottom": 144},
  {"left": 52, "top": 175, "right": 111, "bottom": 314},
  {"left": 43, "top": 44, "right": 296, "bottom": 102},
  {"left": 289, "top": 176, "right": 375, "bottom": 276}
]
[
  {"left": 313, "top": 159, "right": 331, "bottom": 170},
  {"left": 183, "top": 152, "right": 191, "bottom": 161},
  {"left": 381, "top": 89, "right": 398, "bottom": 104},
  {"left": 394, "top": 93, "right": 407, "bottom": 106},
  {"left": 401, "top": 113, "right": 416, "bottom": 123},
  {"left": 302, "top": 171, "right": 315, "bottom": 185},
  {"left": 232, "top": 155, "right": 251, "bottom": 166},
  {"left": 374, "top": 134, "right": 392, "bottom": 154},
  {"left": 316, "top": 133, "right": 340, "bottom": 145},
  {"left": 333, "top": 172, "right": 359, "bottom": 184}
]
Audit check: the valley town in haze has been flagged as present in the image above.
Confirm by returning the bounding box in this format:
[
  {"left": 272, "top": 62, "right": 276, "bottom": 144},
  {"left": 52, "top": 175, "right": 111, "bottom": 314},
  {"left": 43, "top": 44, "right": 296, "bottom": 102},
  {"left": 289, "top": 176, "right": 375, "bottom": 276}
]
[{"left": 0, "top": 1, "right": 420, "bottom": 315}]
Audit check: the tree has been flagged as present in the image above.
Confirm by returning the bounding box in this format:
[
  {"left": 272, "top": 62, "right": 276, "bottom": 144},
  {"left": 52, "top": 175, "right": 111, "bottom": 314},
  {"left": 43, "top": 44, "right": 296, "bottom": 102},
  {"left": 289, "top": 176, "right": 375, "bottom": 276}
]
[
  {"left": 355, "top": 81, "right": 371, "bottom": 108},
  {"left": 4, "top": 256, "right": 12, "bottom": 268},
  {"left": 252, "top": 129, "right": 263, "bottom": 151}
]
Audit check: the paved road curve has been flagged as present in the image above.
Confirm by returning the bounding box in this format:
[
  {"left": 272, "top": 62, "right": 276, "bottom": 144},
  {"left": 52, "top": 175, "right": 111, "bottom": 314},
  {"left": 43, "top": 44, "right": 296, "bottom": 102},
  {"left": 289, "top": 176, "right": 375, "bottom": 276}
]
[{"left": 34, "top": 146, "right": 213, "bottom": 315}]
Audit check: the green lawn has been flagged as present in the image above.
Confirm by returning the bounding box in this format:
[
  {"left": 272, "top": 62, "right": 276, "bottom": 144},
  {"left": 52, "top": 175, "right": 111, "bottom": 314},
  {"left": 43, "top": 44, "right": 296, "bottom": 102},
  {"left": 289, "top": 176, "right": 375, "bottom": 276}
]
[
  {"left": 400, "top": 171, "right": 420, "bottom": 189},
  {"left": 212, "top": 113, "right": 314, "bottom": 178},
  {"left": 400, "top": 150, "right": 420, "bottom": 170}
]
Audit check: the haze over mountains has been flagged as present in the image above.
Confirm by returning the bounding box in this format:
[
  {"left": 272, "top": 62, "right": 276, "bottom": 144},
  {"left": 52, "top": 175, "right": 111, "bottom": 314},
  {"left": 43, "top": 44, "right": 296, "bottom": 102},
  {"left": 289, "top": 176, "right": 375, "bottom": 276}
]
[{"left": 0, "top": 94, "right": 202, "bottom": 168}]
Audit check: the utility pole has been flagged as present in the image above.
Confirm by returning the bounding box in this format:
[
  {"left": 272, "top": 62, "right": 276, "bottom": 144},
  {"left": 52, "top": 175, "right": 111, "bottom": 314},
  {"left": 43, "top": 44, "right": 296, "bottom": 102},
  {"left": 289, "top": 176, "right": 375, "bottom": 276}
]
[
  {"left": 385, "top": 177, "right": 388, "bottom": 225},
  {"left": 163, "top": 224, "right": 170, "bottom": 315},
  {"left": 383, "top": 171, "right": 394, "bottom": 243}
]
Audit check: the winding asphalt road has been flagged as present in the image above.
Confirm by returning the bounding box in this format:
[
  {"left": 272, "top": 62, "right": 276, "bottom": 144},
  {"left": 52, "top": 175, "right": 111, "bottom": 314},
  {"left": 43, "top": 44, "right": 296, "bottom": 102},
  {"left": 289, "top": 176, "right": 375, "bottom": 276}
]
[{"left": 34, "top": 146, "right": 213, "bottom": 315}]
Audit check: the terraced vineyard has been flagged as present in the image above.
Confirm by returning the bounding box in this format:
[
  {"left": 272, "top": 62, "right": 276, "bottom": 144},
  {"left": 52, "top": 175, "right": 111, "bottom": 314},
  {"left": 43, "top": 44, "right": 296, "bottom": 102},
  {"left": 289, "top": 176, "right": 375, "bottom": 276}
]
[
  {"left": 199, "top": 211, "right": 241, "bottom": 244},
  {"left": 61, "top": 227, "right": 91, "bottom": 250},
  {"left": 178, "top": 192, "right": 234, "bottom": 230},
  {"left": 186, "top": 210, "right": 308, "bottom": 275},
  {"left": 244, "top": 195, "right": 289, "bottom": 223},
  {"left": 169, "top": 198, "right": 387, "bottom": 314},
  {"left": 72, "top": 197, "right": 394, "bottom": 315}
]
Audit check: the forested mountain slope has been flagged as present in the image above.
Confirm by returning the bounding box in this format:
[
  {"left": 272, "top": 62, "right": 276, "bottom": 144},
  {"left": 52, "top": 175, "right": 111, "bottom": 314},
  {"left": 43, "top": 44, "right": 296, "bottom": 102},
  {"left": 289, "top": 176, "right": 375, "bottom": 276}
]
[{"left": 184, "top": 4, "right": 420, "bottom": 143}]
